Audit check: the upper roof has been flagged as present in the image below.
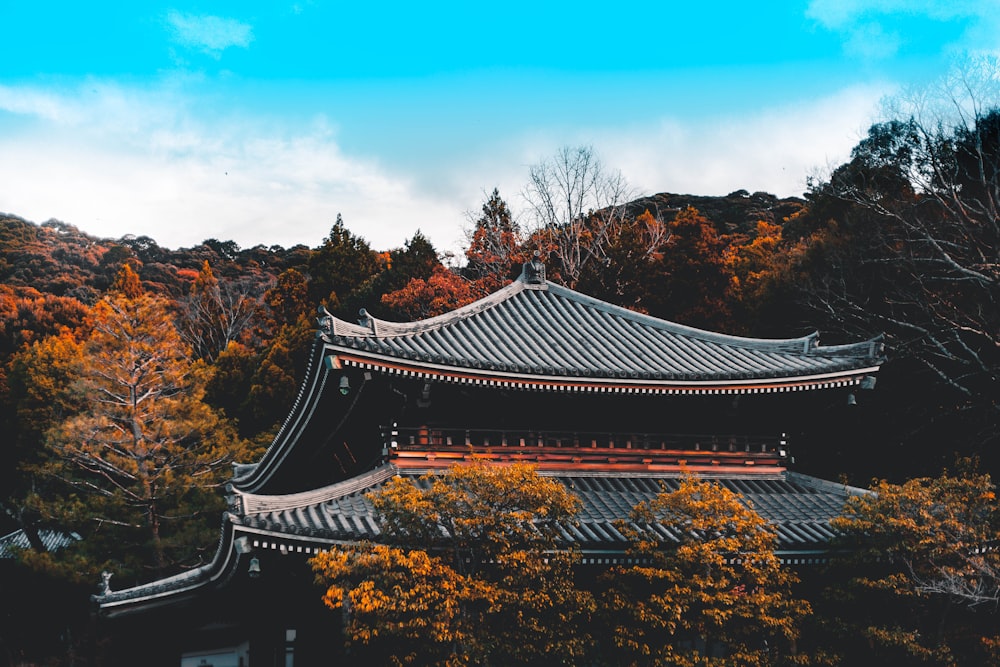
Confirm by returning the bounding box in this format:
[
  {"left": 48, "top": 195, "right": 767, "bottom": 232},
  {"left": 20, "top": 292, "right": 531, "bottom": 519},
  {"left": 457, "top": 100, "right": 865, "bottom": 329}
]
[{"left": 318, "top": 259, "right": 883, "bottom": 394}]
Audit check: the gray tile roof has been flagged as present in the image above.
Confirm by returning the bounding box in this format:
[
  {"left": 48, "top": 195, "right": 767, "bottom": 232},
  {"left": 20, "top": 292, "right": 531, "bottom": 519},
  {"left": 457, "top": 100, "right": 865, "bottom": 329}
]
[
  {"left": 318, "top": 268, "right": 883, "bottom": 390},
  {"left": 0, "top": 528, "right": 80, "bottom": 558},
  {"left": 96, "top": 468, "right": 864, "bottom": 614},
  {"left": 235, "top": 466, "right": 861, "bottom": 553}
]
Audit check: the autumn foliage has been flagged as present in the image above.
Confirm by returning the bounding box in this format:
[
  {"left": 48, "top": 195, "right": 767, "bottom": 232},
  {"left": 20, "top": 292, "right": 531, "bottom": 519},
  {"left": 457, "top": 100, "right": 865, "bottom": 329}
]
[{"left": 312, "top": 462, "right": 595, "bottom": 665}]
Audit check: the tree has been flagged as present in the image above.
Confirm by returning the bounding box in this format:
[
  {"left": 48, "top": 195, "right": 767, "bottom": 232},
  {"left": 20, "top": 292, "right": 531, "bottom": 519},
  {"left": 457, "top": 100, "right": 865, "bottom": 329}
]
[
  {"left": 803, "top": 58, "right": 1000, "bottom": 454},
  {"left": 464, "top": 188, "right": 525, "bottom": 292},
  {"left": 109, "top": 262, "right": 143, "bottom": 298},
  {"left": 380, "top": 266, "right": 478, "bottom": 321},
  {"left": 178, "top": 260, "right": 266, "bottom": 362},
  {"left": 265, "top": 267, "right": 310, "bottom": 329},
  {"left": 30, "top": 281, "right": 255, "bottom": 583},
  {"left": 346, "top": 231, "right": 444, "bottom": 319},
  {"left": 603, "top": 474, "right": 810, "bottom": 666},
  {"left": 311, "top": 461, "right": 595, "bottom": 665},
  {"left": 307, "top": 214, "right": 380, "bottom": 309},
  {"left": 825, "top": 463, "right": 1000, "bottom": 665},
  {"left": 1, "top": 330, "right": 86, "bottom": 547},
  {"left": 650, "top": 207, "right": 734, "bottom": 329},
  {"left": 576, "top": 209, "right": 665, "bottom": 313},
  {"left": 523, "top": 146, "right": 634, "bottom": 287}
]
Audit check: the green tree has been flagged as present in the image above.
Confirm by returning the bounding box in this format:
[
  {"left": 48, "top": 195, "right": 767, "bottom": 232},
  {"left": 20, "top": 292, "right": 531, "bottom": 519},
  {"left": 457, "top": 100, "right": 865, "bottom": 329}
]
[
  {"left": 799, "top": 61, "right": 1000, "bottom": 459},
  {"left": 347, "top": 230, "right": 444, "bottom": 318},
  {"left": 312, "top": 461, "right": 595, "bottom": 665},
  {"left": 603, "top": 474, "right": 810, "bottom": 666},
  {"left": 29, "top": 283, "right": 256, "bottom": 583},
  {"left": 307, "top": 214, "right": 380, "bottom": 309}
]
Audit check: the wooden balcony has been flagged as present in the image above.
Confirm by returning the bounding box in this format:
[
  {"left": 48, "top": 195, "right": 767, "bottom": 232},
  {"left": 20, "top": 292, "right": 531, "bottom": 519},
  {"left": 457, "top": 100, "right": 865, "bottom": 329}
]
[{"left": 382, "top": 427, "right": 788, "bottom": 474}]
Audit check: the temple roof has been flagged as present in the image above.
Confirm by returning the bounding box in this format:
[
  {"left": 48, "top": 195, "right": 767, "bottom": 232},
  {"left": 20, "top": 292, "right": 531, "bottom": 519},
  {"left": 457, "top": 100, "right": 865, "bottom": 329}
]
[
  {"left": 96, "top": 465, "right": 865, "bottom": 616},
  {"left": 234, "top": 465, "right": 862, "bottom": 553},
  {"left": 318, "top": 262, "right": 883, "bottom": 394}
]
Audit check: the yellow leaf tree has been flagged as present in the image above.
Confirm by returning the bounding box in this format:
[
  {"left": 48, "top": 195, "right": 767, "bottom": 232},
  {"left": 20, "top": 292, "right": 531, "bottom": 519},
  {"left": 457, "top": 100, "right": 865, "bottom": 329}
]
[
  {"left": 826, "top": 463, "right": 1000, "bottom": 666},
  {"left": 312, "top": 461, "right": 595, "bottom": 665},
  {"left": 604, "top": 474, "right": 811, "bottom": 666}
]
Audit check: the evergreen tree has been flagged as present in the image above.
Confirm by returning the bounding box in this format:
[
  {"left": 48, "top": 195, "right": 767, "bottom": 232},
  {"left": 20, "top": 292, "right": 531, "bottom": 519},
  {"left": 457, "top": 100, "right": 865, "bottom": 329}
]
[
  {"left": 306, "top": 214, "right": 379, "bottom": 309},
  {"left": 30, "top": 270, "right": 257, "bottom": 583}
]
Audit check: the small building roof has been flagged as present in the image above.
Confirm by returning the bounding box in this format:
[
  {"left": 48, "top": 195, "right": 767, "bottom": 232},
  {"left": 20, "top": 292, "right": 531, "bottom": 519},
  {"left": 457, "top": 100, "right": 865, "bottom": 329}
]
[
  {"left": 0, "top": 528, "right": 80, "bottom": 558},
  {"left": 319, "top": 261, "right": 883, "bottom": 394}
]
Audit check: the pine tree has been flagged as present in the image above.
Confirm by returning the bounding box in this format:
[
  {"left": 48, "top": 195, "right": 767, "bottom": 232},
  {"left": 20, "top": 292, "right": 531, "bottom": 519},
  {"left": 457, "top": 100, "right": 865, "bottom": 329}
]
[{"left": 31, "top": 271, "right": 257, "bottom": 583}]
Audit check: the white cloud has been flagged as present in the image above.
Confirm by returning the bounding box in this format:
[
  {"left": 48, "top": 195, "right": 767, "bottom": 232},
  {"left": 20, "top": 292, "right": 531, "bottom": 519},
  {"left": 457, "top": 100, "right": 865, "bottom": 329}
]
[
  {"left": 807, "top": 0, "right": 1000, "bottom": 60},
  {"left": 0, "top": 79, "right": 892, "bottom": 260},
  {"left": 0, "top": 82, "right": 463, "bottom": 253},
  {"left": 589, "top": 84, "right": 889, "bottom": 203},
  {"left": 166, "top": 11, "right": 254, "bottom": 57},
  {"left": 806, "top": 0, "right": 996, "bottom": 28},
  {"left": 844, "top": 22, "right": 902, "bottom": 60}
]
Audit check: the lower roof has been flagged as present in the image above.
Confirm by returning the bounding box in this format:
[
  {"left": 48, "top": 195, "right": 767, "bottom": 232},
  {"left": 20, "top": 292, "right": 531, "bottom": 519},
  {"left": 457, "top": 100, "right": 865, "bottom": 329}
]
[
  {"left": 97, "top": 465, "right": 865, "bottom": 616},
  {"left": 237, "top": 465, "right": 860, "bottom": 551}
]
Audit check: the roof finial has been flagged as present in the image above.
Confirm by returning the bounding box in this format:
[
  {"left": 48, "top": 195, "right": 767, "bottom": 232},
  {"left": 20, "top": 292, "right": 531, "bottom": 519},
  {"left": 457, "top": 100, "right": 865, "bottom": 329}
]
[
  {"left": 99, "top": 570, "right": 113, "bottom": 595},
  {"left": 521, "top": 250, "right": 546, "bottom": 284}
]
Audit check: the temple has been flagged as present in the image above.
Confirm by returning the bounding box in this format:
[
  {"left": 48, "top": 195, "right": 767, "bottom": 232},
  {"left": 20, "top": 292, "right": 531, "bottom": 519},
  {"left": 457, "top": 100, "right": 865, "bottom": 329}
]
[{"left": 95, "top": 257, "right": 884, "bottom": 666}]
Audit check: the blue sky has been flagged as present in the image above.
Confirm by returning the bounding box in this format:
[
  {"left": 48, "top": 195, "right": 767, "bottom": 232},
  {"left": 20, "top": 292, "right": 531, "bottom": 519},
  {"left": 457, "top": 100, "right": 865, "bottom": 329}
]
[{"left": 1, "top": 1, "right": 998, "bottom": 255}]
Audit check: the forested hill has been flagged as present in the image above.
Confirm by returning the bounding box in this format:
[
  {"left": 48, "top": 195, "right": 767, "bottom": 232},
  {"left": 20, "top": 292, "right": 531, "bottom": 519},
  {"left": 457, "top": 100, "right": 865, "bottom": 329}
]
[
  {"left": 0, "top": 213, "right": 311, "bottom": 301},
  {"left": 0, "top": 188, "right": 805, "bottom": 300},
  {"left": 624, "top": 190, "right": 804, "bottom": 235},
  {"left": 4, "top": 102, "right": 1000, "bottom": 665}
]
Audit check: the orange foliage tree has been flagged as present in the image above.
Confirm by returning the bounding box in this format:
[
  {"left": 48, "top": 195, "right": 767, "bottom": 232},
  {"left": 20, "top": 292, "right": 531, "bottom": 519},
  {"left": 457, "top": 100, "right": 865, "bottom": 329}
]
[
  {"left": 603, "top": 474, "right": 811, "bottom": 666},
  {"left": 380, "top": 266, "right": 479, "bottom": 320},
  {"left": 27, "top": 272, "right": 258, "bottom": 583},
  {"left": 651, "top": 207, "right": 734, "bottom": 329},
  {"left": 311, "top": 461, "right": 595, "bottom": 665},
  {"left": 825, "top": 464, "right": 1000, "bottom": 666}
]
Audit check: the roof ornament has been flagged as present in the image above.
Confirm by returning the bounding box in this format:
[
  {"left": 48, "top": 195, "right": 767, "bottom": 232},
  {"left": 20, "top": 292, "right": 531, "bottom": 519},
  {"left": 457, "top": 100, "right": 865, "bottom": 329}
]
[
  {"left": 358, "top": 308, "right": 372, "bottom": 328},
  {"left": 521, "top": 250, "right": 546, "bottom": 285},
  {"left": 317, "top": 305, "right": 334, "bottom": 335},
  {"left": 99, "top": 570, "right": 113, "bottom": 595}
]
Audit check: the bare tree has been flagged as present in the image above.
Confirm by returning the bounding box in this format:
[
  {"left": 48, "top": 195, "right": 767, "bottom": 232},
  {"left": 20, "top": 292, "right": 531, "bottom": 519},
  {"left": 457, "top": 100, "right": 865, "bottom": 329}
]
[
  {"left": 808, "top": 56, "right": 1000, "bottom": 412},
  {"left": 179, "top": 261, "right": 268, "bottom": 362},
  {"left": 522, "top": 146, "right": 635, "bottom": 286}
]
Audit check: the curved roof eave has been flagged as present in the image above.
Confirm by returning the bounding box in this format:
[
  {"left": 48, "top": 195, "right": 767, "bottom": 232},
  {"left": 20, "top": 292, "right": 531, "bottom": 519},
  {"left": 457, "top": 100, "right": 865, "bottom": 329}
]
[
  {"left": 317, "top": 275, "right": 885, "bottom": 384},
  {"left": 330, "top": 350, "right": 880, "bottom": 394},
  {"left": 95, "top": 514, "right": 242, "bottom": 618}
]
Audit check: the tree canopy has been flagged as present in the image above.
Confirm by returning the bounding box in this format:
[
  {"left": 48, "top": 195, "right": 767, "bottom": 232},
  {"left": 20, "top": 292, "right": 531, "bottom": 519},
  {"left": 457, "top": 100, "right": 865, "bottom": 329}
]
[{"left": 311, "top": 461, "right": 595, "bottom": 665}]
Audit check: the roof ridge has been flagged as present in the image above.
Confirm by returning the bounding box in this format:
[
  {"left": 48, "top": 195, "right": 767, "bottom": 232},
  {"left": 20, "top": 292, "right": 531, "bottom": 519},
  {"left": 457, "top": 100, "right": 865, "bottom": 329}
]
[
  {"left": 323, "top": 279, "right": 529, "bottom": 339},
  {"left": 239, "top": 464, "right": 397, "bottom": 514}
]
